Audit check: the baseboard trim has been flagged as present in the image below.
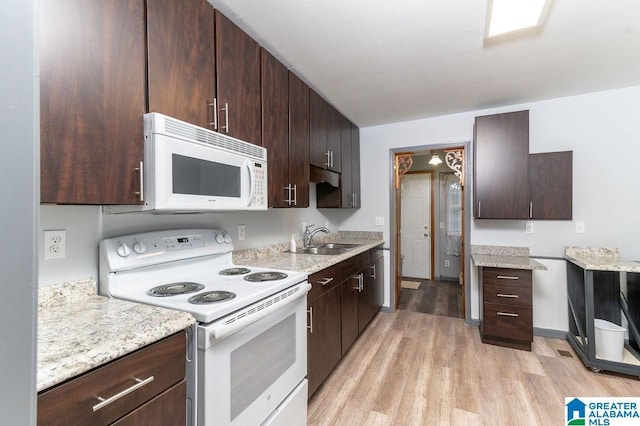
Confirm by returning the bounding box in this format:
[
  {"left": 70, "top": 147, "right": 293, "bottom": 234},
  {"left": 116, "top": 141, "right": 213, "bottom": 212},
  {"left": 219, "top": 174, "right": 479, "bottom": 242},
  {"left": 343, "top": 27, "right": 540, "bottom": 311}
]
[{"left": 534, "top": 327, "right": 567, "bottom": 339}]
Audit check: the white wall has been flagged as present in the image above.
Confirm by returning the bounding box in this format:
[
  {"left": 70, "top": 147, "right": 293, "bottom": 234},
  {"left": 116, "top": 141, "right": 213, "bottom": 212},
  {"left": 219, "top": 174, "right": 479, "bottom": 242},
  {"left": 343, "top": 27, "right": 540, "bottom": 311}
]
[
  {"left": 341, "top": 85, "right": 640, "bottom": 322},
  {"left": 39, "top": 184, "right": 340, "bottom": 286}
]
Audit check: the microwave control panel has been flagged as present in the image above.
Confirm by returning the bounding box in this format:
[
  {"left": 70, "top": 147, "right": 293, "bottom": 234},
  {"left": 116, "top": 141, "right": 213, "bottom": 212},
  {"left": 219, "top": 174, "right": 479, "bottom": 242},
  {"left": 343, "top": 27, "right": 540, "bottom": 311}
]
[{"left": 252, "top": 162, "right": 267, "bottom": 209}]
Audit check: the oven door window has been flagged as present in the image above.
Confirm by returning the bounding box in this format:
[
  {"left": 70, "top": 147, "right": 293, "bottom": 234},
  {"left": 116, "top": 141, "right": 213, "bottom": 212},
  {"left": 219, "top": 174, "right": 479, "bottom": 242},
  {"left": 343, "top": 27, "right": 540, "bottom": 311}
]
[
  {"left": 172, "top": 154, "right": 241, "bottom": 198},
  {"left": 230, "top": 314, "right": 296, "bottom": 421}
]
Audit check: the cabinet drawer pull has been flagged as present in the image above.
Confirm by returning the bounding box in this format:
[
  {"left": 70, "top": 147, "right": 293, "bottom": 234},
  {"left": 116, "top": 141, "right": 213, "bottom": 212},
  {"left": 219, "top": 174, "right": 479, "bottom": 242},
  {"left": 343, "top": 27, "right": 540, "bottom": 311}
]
[
  {"left": 496, "top": 293, "right": 519, "bottom": 298},
  {"left": 496, "top": 312, "right": 519, "bottom": 317},
  {"left": 496, "top": 275, "right": 519, "bottom": 280},
  {"left": 317, "top": 277, "right": 334, "bottom": 286},
  {"left": 92, "top": 376, "right": 154, "bottom": 412},
  {"left": 307, "top": 307, "right": 313, "bottom": 334}
]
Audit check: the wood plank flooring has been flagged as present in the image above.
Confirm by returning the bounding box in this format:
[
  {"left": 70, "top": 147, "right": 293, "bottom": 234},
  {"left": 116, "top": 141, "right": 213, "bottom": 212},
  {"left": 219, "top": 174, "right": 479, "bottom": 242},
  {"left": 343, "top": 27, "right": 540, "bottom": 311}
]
[
  {"left": 398, "top": 278, "right": 462, "bottom": 319},
  {"left": 308, "top": 311, "right": 640, "bottom": 425}
]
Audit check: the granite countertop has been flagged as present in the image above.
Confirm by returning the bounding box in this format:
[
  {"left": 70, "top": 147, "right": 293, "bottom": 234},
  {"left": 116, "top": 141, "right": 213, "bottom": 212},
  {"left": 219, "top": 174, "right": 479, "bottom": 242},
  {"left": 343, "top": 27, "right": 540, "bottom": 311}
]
[
  {"left": 233, "top": 231, "right": 385, "bottom": 274},
  {"left": 565, "top": 246, "right": 640, "bottom": 273},
  {"left": 38, "top": 279, "right": 195, "bottom": 392},
  {"left": 470, "top": 245, "right": 547, "bottom": 271}
]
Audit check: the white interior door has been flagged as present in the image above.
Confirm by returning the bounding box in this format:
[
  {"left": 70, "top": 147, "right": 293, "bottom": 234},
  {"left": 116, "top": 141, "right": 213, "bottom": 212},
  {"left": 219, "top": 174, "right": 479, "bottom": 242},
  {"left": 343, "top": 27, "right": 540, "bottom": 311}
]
[{"left": 401, "top": 173, "right": 432, "bottom": 279}]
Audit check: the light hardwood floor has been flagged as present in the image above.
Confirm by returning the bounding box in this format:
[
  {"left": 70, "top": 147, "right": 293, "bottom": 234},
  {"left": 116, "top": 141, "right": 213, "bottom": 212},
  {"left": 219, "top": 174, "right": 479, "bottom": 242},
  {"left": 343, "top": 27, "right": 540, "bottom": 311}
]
[{"left": 308, "top": 311, "right": 640, "bottom": 425}]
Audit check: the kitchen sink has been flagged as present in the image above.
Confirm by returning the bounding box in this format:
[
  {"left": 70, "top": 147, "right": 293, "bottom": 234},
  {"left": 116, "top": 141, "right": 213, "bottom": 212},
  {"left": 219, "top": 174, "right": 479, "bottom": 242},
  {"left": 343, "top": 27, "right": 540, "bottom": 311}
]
[{"left": 292, "top": 243, "right": 360, "bottom": 255}]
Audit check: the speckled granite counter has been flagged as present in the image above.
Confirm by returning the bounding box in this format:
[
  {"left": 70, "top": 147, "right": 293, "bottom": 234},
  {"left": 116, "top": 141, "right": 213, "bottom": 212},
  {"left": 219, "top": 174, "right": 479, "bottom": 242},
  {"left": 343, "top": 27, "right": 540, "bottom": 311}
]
[
  {"left": 233, "top": 231, "right": 385, "bottom": 274},
  {"left": 565, "top": 246, "right": 640, "bottom": 273},
  {"left": 38, "top": 279, "right": 195, "bottom": 392},
  {"left": 471, "top": 245, "right": 547, "bottom": 271}
]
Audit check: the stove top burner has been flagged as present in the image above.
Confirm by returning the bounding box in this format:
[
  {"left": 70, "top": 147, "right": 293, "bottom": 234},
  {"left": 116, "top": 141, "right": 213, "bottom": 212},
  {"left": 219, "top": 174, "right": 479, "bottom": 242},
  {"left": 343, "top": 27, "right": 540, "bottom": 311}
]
[
  {"left": 244, "top": 271, "right": 288, "bottom": 282},
  {"left": 219, "top": 267, "right": 251, "bottom": 276},
  {"left": 188, "top": 291, "right": 236, "bottom": 304},
  {"left": 147, "top": 282, "right": 205, "bottom": 297}
]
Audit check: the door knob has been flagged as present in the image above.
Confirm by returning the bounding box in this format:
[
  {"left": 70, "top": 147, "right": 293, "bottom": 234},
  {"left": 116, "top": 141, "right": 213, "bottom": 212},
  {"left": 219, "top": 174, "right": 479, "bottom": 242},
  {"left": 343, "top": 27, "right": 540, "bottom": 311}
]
[{"left": 424, "top": 233, "right": 429, "bottom": 237}]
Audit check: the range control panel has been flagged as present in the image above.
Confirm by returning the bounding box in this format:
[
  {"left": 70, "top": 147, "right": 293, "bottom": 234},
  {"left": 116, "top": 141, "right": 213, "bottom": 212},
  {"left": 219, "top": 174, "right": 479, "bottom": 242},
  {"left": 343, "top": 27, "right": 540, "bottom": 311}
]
[{"left": 101, "top": 229, "right": 232, "bottom": 272}]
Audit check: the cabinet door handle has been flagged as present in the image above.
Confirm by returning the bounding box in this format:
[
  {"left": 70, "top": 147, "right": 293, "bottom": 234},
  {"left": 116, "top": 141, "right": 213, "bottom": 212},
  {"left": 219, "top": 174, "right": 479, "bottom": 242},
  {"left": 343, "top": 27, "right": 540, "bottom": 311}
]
[
  {"left": 307, "top": 307, "right": 313, "bottom": 334},
  {"left": 496, "top": 312, "right": 519, "bottom": 317},
  {"left": 220, "top": 102, "right": 229, "bottom": 133},
  {"left": 330, "top": 151, "right": 334, "bottom": 168},
  {"left": 93, "top": 376, "right": 154, "bottom": 412},
  {"left": 292, "top": 184, "right": 297, "bottom": 206},
  {"left": 317, "top": 277, "right": 333, "bottom": 286},
  {"left": 208, "top": 98, "right": 218, "bottom": 130},
  {"left": 325, "top": 151, "right": 331, "bottom": 168},
  {"left": 529, "top": 201, "right": 533, "bottom": 219},
  {"left": 134, "top": 161, "right": 144, "bottom": 202},
  {"left": 371, "top": 264, "right": 376, "bottom": 279},
  {"left": 496, "top": 275, "right": 519, "bottom": 280},
  {"left": 353, "top": 274, "right": 363, "bottom": 292},
  {"left": 497, "top": 293, "right": 519, "bottom": 298},
  {"left": 284, "top": 184, "right": 292, "bottom": 205},
  {"left": 478, "top": 201, "right": 481, "bottom": 218}
]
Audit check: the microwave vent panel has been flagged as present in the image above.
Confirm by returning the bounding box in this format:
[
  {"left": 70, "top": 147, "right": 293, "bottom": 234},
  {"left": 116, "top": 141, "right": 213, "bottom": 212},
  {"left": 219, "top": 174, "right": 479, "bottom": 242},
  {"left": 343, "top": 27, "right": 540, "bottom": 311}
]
[{"left": 162, "top": 116, "right": 267, "bottom": 161}]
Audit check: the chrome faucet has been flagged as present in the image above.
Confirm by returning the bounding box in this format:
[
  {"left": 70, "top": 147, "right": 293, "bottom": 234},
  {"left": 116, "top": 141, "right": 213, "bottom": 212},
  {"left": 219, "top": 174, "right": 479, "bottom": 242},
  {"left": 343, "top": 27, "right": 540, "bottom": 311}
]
[{"left": 303, "top": 225, "right": 330, "bottom": 248}]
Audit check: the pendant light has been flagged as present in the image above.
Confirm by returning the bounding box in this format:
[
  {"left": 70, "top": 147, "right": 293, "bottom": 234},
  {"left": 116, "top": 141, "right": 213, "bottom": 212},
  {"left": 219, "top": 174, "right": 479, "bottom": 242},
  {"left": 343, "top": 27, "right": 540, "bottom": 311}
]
[{"left": 428, "top": 153, "right": 443, "bottom": 166}]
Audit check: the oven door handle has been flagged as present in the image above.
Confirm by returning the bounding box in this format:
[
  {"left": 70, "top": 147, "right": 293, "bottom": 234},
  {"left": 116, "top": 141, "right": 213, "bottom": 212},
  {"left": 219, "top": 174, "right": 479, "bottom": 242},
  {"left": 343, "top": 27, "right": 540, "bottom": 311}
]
[{"left": 200, "top": 282, "right": 311, "bottom": 347}]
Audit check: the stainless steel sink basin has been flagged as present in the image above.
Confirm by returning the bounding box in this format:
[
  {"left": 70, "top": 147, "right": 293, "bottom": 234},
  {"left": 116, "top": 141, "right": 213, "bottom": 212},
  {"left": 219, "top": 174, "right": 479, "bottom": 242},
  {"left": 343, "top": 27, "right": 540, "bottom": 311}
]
[
  {"left": 292, "top": 243, "right": 359, "bottom": 255},
  {"left": 316, "top": 243, "right": 359, "bottom": 249}
]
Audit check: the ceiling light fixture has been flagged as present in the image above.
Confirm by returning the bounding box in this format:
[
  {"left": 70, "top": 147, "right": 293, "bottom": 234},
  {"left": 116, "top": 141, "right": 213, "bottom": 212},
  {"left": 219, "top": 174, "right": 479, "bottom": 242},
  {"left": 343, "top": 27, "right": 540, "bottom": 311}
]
[
  {"left": 486, "top": 0, "right": 552, "bottom": 40},
  {"left": 428, "top": 153, "right": 443, "bottom": 166}
]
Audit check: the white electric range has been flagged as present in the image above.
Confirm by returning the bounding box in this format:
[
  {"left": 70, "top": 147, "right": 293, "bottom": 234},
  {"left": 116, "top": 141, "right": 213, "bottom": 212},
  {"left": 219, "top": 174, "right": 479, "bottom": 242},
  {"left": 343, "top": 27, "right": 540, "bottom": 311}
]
[{"left": 99, "top": 229, "right": 310, "bottom": 426}]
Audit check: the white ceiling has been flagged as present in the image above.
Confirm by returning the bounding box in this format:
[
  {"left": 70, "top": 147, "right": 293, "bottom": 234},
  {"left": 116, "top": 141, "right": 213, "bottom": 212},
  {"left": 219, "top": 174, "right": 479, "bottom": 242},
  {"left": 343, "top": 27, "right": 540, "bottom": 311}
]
[{"left": 209, "top": 0, "right": 640, "bottom": 127}]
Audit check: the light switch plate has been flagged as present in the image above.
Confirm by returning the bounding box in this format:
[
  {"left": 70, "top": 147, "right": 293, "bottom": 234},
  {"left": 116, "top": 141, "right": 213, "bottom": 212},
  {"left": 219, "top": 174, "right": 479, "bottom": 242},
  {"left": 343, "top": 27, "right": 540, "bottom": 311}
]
[
  {"left": 375, "top": 216, "right": 384, "bottom": 226},
  {"left": 525, "top": 221, "right": 534, "bottom": 234},
  {"left": 575, "top": 221, "right": 585, "bottom": 234}
]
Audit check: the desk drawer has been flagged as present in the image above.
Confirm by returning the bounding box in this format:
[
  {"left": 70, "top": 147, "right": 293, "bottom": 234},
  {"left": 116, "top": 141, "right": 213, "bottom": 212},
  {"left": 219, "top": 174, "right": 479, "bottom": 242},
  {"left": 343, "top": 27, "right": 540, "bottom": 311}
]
[
  {"left": 38, "top": 332, "right": 186, "bottom": 426},
  {"left": 484, "top": 283, "right": 532, "bottom": 307},
  {"left": 483, "top": 303, "right": 533, "bottom": 341},
  {"left": 483, "top": 267, "right": 531, "bottom": 287}
]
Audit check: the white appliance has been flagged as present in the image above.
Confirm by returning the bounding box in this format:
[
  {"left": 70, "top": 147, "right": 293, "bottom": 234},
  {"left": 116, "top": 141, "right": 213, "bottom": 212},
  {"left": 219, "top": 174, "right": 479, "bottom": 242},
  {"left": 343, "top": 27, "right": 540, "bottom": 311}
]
[
  {"left": 99, "top": 229, "right": 310, "bottom": 426},
  {"left": 105, "top": 113, "right": 268, "bottom": 213}
]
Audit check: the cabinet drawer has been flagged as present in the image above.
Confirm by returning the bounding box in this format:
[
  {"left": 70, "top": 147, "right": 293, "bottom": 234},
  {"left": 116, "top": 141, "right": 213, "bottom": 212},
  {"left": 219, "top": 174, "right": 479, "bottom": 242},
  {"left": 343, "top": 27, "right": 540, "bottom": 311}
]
[
  {"left": 482, "top": 267, "right": 531, "bottom": 287},
  {"left": 308, "top": 263, "right": 341, "bottom": 302},
  {"left": 483, "top": 303, "right": 532, "bottom": 341},
  {"left": 112, "top": 380, "right": 187, "bottom": 426},
  {"left": 370, "top": 245, "right": 384, "bottom": 262},
  {"left": 483, "top": 283, "right": 531, "bottom": 307},
  {"left": 340, "top": 251, "right": 370, "bottom": 281},
  {"left": 38, "top": 332, "right": 186, "bottom": 426}
]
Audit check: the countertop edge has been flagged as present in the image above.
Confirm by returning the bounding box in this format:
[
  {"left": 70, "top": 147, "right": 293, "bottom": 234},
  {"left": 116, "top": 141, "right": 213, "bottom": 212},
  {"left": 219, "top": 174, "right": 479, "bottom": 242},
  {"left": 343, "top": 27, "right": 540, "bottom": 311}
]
[
  {"left": 471, "top": 254, "right": 548, "bottom": 271},
  {"left": 565, "top": 254, "right": 640, "bottom": 273}
]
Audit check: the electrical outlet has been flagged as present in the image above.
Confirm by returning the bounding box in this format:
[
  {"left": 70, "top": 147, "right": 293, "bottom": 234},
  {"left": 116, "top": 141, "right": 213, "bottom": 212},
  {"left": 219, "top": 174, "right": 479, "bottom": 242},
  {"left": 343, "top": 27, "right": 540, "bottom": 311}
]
[
  {"left": 238, "top": 225, "right": 246, "bottom": 241},
  {"left": 575, "top": 221, "right": 585, "bottom": 234},
  {"left": 44, "top": 229, "right": 66, "bottom": 259},
  {"left": 444, "top": 260, "right": 450, "bottom": 267}
]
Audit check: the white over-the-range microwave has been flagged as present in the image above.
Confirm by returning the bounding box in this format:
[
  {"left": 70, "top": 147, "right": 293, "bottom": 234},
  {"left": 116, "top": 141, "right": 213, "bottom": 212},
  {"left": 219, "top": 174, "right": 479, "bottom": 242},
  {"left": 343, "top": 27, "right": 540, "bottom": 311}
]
[{"left": 105, "top": 113, "right": 267, "bottom": 214}]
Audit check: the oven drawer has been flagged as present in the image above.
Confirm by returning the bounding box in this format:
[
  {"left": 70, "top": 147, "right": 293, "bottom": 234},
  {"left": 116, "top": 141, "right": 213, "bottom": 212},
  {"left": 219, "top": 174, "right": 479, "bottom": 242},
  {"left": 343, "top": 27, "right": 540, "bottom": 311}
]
[
  {"left": 38, "top": 331, "right": 186, "bottom": 426},
  {"left": 483, "top": 283, "right": 532, "bottom": 306},
  {"left": 483, "top": 302, "right": 533, "bottom": 341},
  {"left": 308, "top": 263, "right": 341, "bottom": 302}
]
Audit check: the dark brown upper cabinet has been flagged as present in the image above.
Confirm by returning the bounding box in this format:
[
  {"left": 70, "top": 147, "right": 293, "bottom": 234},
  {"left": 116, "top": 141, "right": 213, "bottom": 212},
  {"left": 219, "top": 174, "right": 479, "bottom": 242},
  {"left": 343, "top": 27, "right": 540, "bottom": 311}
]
[
  {"left": 40, "top": 0, "right": 146, "bottom": 204},
  {"left": 309, "top": 90, "right": 341, "bottom": 173},
  {"left": 474, "top": 110, "right": 573, "bottom": 220},
  {"left": 288, "top": 72, "right": 311, "bottom": 208},
  {"left": 474, "top": 110, "right": 530, "bottom": 219},
  {"left": 147, "top": 0, "right": 216, "bottom": 129},
  {"left": 529, "top": 151, "right": 573, "bottom": 220},
  {"left": 215, "top": 10, "right": 262, "bottom": 146},
  {"left": 340, "top": 118, "right": 361, "bottom": 208},
  {"left": 261, "top": 50, "right": 310, "bottom": 208}
]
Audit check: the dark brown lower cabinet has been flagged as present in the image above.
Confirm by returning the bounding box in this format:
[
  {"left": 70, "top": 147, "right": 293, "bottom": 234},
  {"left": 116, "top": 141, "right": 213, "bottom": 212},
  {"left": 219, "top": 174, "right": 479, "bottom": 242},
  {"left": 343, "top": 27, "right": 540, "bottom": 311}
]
[
  {"left": 308, "top": 246, "right": 384, "bottom": 398},
  {"left": 37, "top": 331, "right": 187, "bottom": 425},
  {"left": 307, "top": 284, "right": 342, "bottom": 397},
  {"left": 480, "top": 267, "right": 533, "bottom": 351}
]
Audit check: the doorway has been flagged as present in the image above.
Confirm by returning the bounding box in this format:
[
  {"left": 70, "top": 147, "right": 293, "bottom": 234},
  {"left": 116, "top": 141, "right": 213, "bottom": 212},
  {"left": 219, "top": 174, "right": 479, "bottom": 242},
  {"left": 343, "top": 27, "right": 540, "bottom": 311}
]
[{"left": 392, "top": 147, "right": 468, "bottom": 320}]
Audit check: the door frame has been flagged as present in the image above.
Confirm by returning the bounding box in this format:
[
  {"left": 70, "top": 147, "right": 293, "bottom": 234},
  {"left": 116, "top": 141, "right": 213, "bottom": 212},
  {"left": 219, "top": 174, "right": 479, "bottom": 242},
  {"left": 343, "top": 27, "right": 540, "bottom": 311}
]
[
  {"left": 399, "top": 170, "right": 435, "bottom": 281},
  {"left": 390, "top": 143, "right": 472, "bottom": 323}
]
